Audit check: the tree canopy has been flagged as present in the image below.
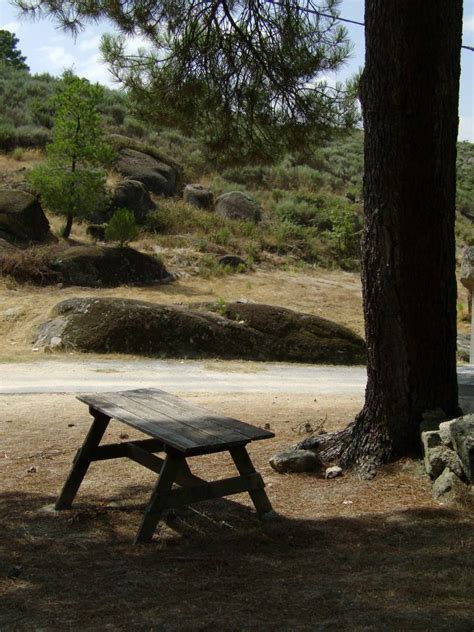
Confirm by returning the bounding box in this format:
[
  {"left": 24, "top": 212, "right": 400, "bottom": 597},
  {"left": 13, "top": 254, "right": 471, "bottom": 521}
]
[
  {"left": 0, "top": 29, "right": 29, "bottom": 71},
  {"left": 15, "top": 0, "right": 359, "bottom": 161}
]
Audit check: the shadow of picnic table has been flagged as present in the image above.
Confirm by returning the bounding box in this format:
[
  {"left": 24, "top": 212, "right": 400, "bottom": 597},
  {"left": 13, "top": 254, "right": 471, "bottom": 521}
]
[{"left": 1, "top": 488, "right": 473, "bottom": 631}]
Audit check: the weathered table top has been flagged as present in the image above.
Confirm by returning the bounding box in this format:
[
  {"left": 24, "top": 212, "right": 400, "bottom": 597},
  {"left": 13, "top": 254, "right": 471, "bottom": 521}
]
[{"left": 77, "top": 388, "right": 274, "bottom": 455}]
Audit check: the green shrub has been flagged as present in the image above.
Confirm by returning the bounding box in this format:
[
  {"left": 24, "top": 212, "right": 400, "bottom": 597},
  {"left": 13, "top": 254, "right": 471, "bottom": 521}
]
[
  {"left": 222, "top": 165, "right": 266, "bottom": 187},
  {"left": 146, "top": 199, "right": 224, "bottom": 235},
  {"left": 123, "top": 116, "right": 146, "bottom": 138},
  {"left": 105, "top": 207, "right": 139, "bottom": 246},
  {"left": 0, "top": 123, "right": 16, "bottom": 151},
  {"left": 326, "top": 206, "right": 362, "bottom": 256},
  {"left": 213, "top": 226, "right": 231, "bottom": 246},
  {"left": 15, "top": 125, "right": 50, "bottom": 148},
  {"left": 274, "top": 197, "right": 323, "bottom": 227},
  {"left": 107, "top": 103, "right": 127, "bottom": 125},
  {"left": 28, "top": 164, "right": 110, "bottom": 226}
]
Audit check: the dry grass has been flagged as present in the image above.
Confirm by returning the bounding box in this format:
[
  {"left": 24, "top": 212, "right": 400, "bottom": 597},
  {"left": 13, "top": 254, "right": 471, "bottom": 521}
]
[
  {"left": 0, "top": 268, "right": 364, "bottom": 361},
  {"left": 1, "top": 393, "right": 473, "bottom": 631}
]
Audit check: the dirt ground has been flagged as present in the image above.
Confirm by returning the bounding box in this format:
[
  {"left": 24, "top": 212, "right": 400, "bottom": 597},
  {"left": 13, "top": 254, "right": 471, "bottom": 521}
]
[
  {"left": 1, "top": 392, "right": 473, "bottom": 631},
  {"left": 1, "top": 265, "right": 473, "bottom": 630}
]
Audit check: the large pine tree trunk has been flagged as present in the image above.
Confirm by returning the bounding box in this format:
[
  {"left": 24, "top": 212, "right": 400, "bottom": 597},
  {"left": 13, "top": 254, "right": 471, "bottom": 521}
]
[{"left": 342, "top": 1, "right": 463, "bottom": 470}]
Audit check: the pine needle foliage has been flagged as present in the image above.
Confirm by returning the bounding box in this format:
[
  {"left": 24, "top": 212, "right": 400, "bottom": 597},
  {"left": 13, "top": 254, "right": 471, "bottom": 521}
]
[
  {"left": 14, "top": 0, "right": 360, "bottom": 162},
  {"left": 28, "top": 71, "right": 115, "bottom": 238}
]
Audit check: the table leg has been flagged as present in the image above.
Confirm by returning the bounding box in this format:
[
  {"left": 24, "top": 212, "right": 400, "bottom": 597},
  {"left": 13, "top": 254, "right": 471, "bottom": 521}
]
[
  {"left": 55, "top": 411, "right": 110, "bottom": 510},
  {"left": 229, "top": 446, "right": 274, "bottom": 518},
  {"left": 134, "top": 452, "right": 183, "bottom": 544}
]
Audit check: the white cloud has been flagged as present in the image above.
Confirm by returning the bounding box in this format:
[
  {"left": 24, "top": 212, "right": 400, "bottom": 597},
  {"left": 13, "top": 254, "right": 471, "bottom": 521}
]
[
  {"left": 124, "top": 33, "right": 152, "bottom": 55},
  {"left": 76, "top": 52, "right": 116, "bottom": 86},
  {"left": 78, "top": 34, "right": 103, "bottom": 53},
  {"left": 459, "top": 116, "right": 474, "bottom": 142},
  {"left": 39, "top": 45, "right": 75, "bottom": 71},
  {"left": 463, "top": 15, "right": 474, "bottom": 34},
  {"left": 1, "top": 20, "right": 21, "bottom": 33}
]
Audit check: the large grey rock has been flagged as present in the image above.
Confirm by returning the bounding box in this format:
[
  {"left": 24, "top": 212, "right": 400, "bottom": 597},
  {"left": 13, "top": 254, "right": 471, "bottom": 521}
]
[
  {"left": 269, "top": 449, "right": 323, "bottom": 473},
  {"left": 421, "top": 430, "right": 442, "bottom": 452},
  {"left": 215, "top": 191, "right": 261, "bottom": 222},
  {"left": 457, "top": 333, "right": 470, "bottom": 363},
  {"left": 34, "top": 298, "right": 366, "bottom": 364},
  {"left": 432, "top": 468, "right": 466, "bottom": 503},
  {"left": 460, "top": 246, "right": 474, "bottom": 292},
  {"left": 109, "top": 179, "right": 156, "bottom": 223},
  {"left": 196, "top": 301, "right": 367, "bottom": 365},
  {"left": 450, "top": 415, "right": 474, "bottom": 483},
  {"left": 116, "top": 148, "right": 177, "bottom": 196},
  {"left": 438, "top": 420, "right": 455, "bottom": 447},
  {"left": 424, "top": 445, "right": 464, "bottom": 479},
  {"left": 0, "top": 189, "right": 51, "bottom": 245},
  {"left": 183, "top": 184, "right": 213, "bottom": 209},
  {"left": 50, "top": 246, "right": 172, "bottom": 288}
]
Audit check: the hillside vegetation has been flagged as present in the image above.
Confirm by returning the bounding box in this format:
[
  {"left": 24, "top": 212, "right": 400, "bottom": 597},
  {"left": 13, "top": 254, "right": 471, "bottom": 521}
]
[{"left": 1, "top": 63, "right": 473, "bottom": 275}]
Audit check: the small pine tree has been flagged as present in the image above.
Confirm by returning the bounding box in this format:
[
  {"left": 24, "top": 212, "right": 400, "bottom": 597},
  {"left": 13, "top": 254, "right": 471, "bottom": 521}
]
[
  {"left": 105, "top": 208, "right": 138, "bottom": 246},
  {"left": 28, "top": 71, "right": 115, "bottom": 238}
]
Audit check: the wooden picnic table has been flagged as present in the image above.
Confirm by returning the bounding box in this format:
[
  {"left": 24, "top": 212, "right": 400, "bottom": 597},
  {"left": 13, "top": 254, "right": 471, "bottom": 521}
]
[{"left": 55, "top": 388, "right": 275, "bottom": 543}]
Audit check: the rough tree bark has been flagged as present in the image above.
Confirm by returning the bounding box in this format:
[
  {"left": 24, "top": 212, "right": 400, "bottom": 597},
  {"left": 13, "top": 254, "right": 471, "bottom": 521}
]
[{"left": 342, "top": 0, "right": 463, "bottom": 471}]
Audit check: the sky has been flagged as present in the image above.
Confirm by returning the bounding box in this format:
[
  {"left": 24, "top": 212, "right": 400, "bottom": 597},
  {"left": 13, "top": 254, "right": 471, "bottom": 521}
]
[{"left": 1, "top": 0, "right": 473, "bottom": 141}]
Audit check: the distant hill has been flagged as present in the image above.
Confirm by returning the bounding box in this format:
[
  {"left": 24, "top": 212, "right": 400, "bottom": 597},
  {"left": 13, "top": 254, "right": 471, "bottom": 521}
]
[{"left": 0, "top": 63, "right": 472, "bottom": 273}]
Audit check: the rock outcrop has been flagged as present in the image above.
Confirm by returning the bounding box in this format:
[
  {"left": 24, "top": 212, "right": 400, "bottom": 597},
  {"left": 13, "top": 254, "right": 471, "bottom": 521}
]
[
  {"left": 421, "top": 413, "right": 474, "bottom": 503},
  {"left": 116, "top": 148, "right": 177, "bottom": 196},
  {"left": 0, "top": 189, "right": 52, "bottom": 245},
  {"left": 215, "top": 191, "right": 261, "bottom": 222},
  {"left": 460, "top": 246, "right": 474, "bottom": 292},
  {"left": 183, "top": 184, "right": 213, "bottom": 209},
  {"left": 50, "top": 246, "right": 172, "bottom": 287},
  {"left": 35, "top": 298, "right": 366, "bottom": 364},
  {"left": 109, "top": 179, "right": 156, "bottom": 223}
]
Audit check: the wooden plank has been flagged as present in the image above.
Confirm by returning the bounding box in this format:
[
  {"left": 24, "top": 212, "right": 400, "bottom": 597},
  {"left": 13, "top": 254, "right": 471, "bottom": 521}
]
[
  {"left": 135, "top": 453, "right": 183, "bottom": 543},
  {"left": 230, "top": 446, "right": 274, "bottom": 517},
  {"left": 126, "top": 445, "right": 206, "bottom": 488},
  {"left": 126, "top": 444, "right": 165, "bottom": 474},
  {"left": 55, "top": 412, "right": 110, "bottom": 510},
  {"left": 92, "top": 442, "right": 128, "bottom": 460},
  {"left": 131, "top": 388, "right": 275, "bottom": 442},
  {"left": 78, "top": 392, "right": 250, "bottom": 454},
  {"left": 154, "top": 473, "right": 263, "bottom": 509},
  {"left": 78, "top": 393, "right": 209, "bottom": 453},
  {"left": 120, "top": 390, "right": 253, "bottom": 444},
  {"left": 92, "top": 439, "right": 164, "bottom": 461}
]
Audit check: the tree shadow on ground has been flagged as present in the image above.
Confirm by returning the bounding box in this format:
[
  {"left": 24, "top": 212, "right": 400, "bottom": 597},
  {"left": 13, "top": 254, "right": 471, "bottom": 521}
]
[{"left": 1, "top": 488, "right": 473, "bottom": 631}]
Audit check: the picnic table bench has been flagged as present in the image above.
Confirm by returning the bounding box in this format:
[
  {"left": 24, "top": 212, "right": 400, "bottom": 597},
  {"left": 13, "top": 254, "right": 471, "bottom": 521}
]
[{"left": 55, "top": 388, "right": 275, "bottom": 543}]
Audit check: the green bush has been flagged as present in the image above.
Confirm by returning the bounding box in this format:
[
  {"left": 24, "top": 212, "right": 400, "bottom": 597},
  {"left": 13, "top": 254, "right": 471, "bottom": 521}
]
[
  {"left": 213, "top": 226, "right": 231, "bottom": 245},
  {"left": 28, "top": 164, "right": 110, "bottom": 226},
  {"left": 15, "top": 124, "right": 50, "bottom": 148},
  {"left": 146, "top": 199, "right": 224, "bottom": 234},
  {"left": 105, "top": 208, "right": 139, "bottom": 246},
  {"left": 0, "top": 123, "right": 16, "bottom": 151},
  {"left": 222, "top": 165, "right": 266, "bottom": 187}
]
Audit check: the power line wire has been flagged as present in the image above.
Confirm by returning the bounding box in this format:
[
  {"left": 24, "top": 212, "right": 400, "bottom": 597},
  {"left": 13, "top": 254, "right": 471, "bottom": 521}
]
[{"left": 269, "top": 2, "right": 473, "bottom": 51}]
